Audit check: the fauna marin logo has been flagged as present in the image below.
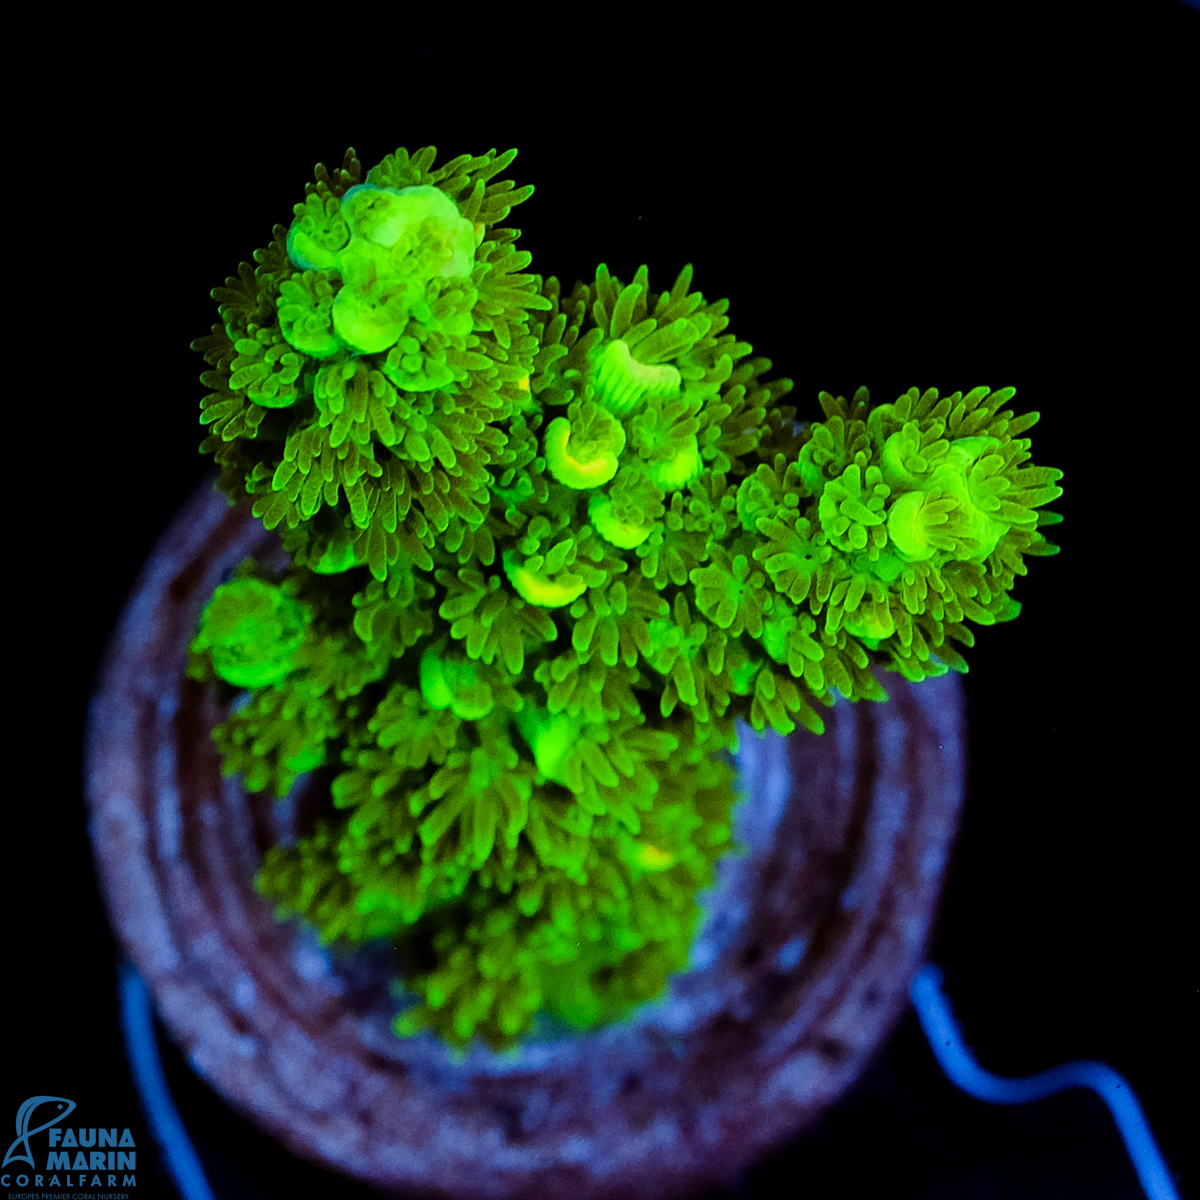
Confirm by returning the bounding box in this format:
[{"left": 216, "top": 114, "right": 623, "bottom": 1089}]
[{"left": 2, "top": 1096, "right": 137, "bottom": 1195}]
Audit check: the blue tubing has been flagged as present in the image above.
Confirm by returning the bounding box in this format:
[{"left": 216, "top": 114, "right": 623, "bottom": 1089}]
[
  {"left": 911, "top": 965, "right": 1179, "bottom": 1200},
  {"left": 117, "top": 961, "right": 217, "bottom": 1200}
]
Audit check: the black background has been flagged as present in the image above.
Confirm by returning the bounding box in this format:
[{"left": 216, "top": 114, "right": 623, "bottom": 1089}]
[{"left": 8, "top": 4, "right": 1195, "bottom": 1197}]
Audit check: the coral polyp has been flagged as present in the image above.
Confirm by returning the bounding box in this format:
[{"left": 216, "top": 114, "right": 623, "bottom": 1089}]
[{"left": 189, "top": 144, "right": 1062, "bottom": 1050}]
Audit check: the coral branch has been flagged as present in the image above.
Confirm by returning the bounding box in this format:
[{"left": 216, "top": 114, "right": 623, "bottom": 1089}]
[{"left": 190, "top": 145, "right": 1062, "bottom": 1049}]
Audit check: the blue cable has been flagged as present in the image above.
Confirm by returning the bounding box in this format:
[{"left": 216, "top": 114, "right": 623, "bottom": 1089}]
[
  {"left": 117, "top": 957, "right": 1181, "bottom": 1199},
  {"left": 117, "top": 960, "right": 218, "bottom": 1200},
  {"left": 911, "top": 964, "right": 1180, "bottom": 1200}
]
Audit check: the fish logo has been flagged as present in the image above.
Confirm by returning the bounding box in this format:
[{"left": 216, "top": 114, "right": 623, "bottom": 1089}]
[{"left": 2, "top": 1096, "right": 76, "bottom": 1170}]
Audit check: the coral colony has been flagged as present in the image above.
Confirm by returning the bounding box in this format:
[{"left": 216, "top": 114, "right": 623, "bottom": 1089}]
[{"left": 188, "top": 145, "right": 1062, "bottom": 1050}]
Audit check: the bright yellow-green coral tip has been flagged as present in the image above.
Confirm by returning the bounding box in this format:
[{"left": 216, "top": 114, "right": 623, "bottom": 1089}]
[
  {"left": 647, "top": 439, "right": 702, "bottom": 490},
  {"left": 191, "top": 577, "right": 309, "bottom": 688},
  {"left": 588, "top": 493, "right": 651, "bottom": 549},
  {"left": 631, "top": 841, "right": 675, "bottom": 871},
  {"left": 503, "top": 551, "right": 588, "bottom": 607},
  {"left": 516, "top": 708, "right": 574, "bottom": 785},
  {"left": 593, "top": 338, "right": 682, "bottom": 415},
  {"left": 841, "top": 598, "right": 898, "bottom": 642},
  {"left": 419, "top": 644, "right": 494, "bottom": 719},
  {"left": 544, "top": 414, "right": 626, "bottom": 489},
  {"left": 885, "top": 434, "right": 1012, "bottom": 562},
  {"left": 284, "top": 182, "right": 476, "bottom": 357},
  {"left": 886, "top": 490, "right": 940, "bottom": 560}
]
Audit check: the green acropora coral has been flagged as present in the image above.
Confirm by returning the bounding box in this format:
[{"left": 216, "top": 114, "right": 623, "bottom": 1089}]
[{"left": 188, "top": 144, "right": 1063, "bottom": 1050}]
